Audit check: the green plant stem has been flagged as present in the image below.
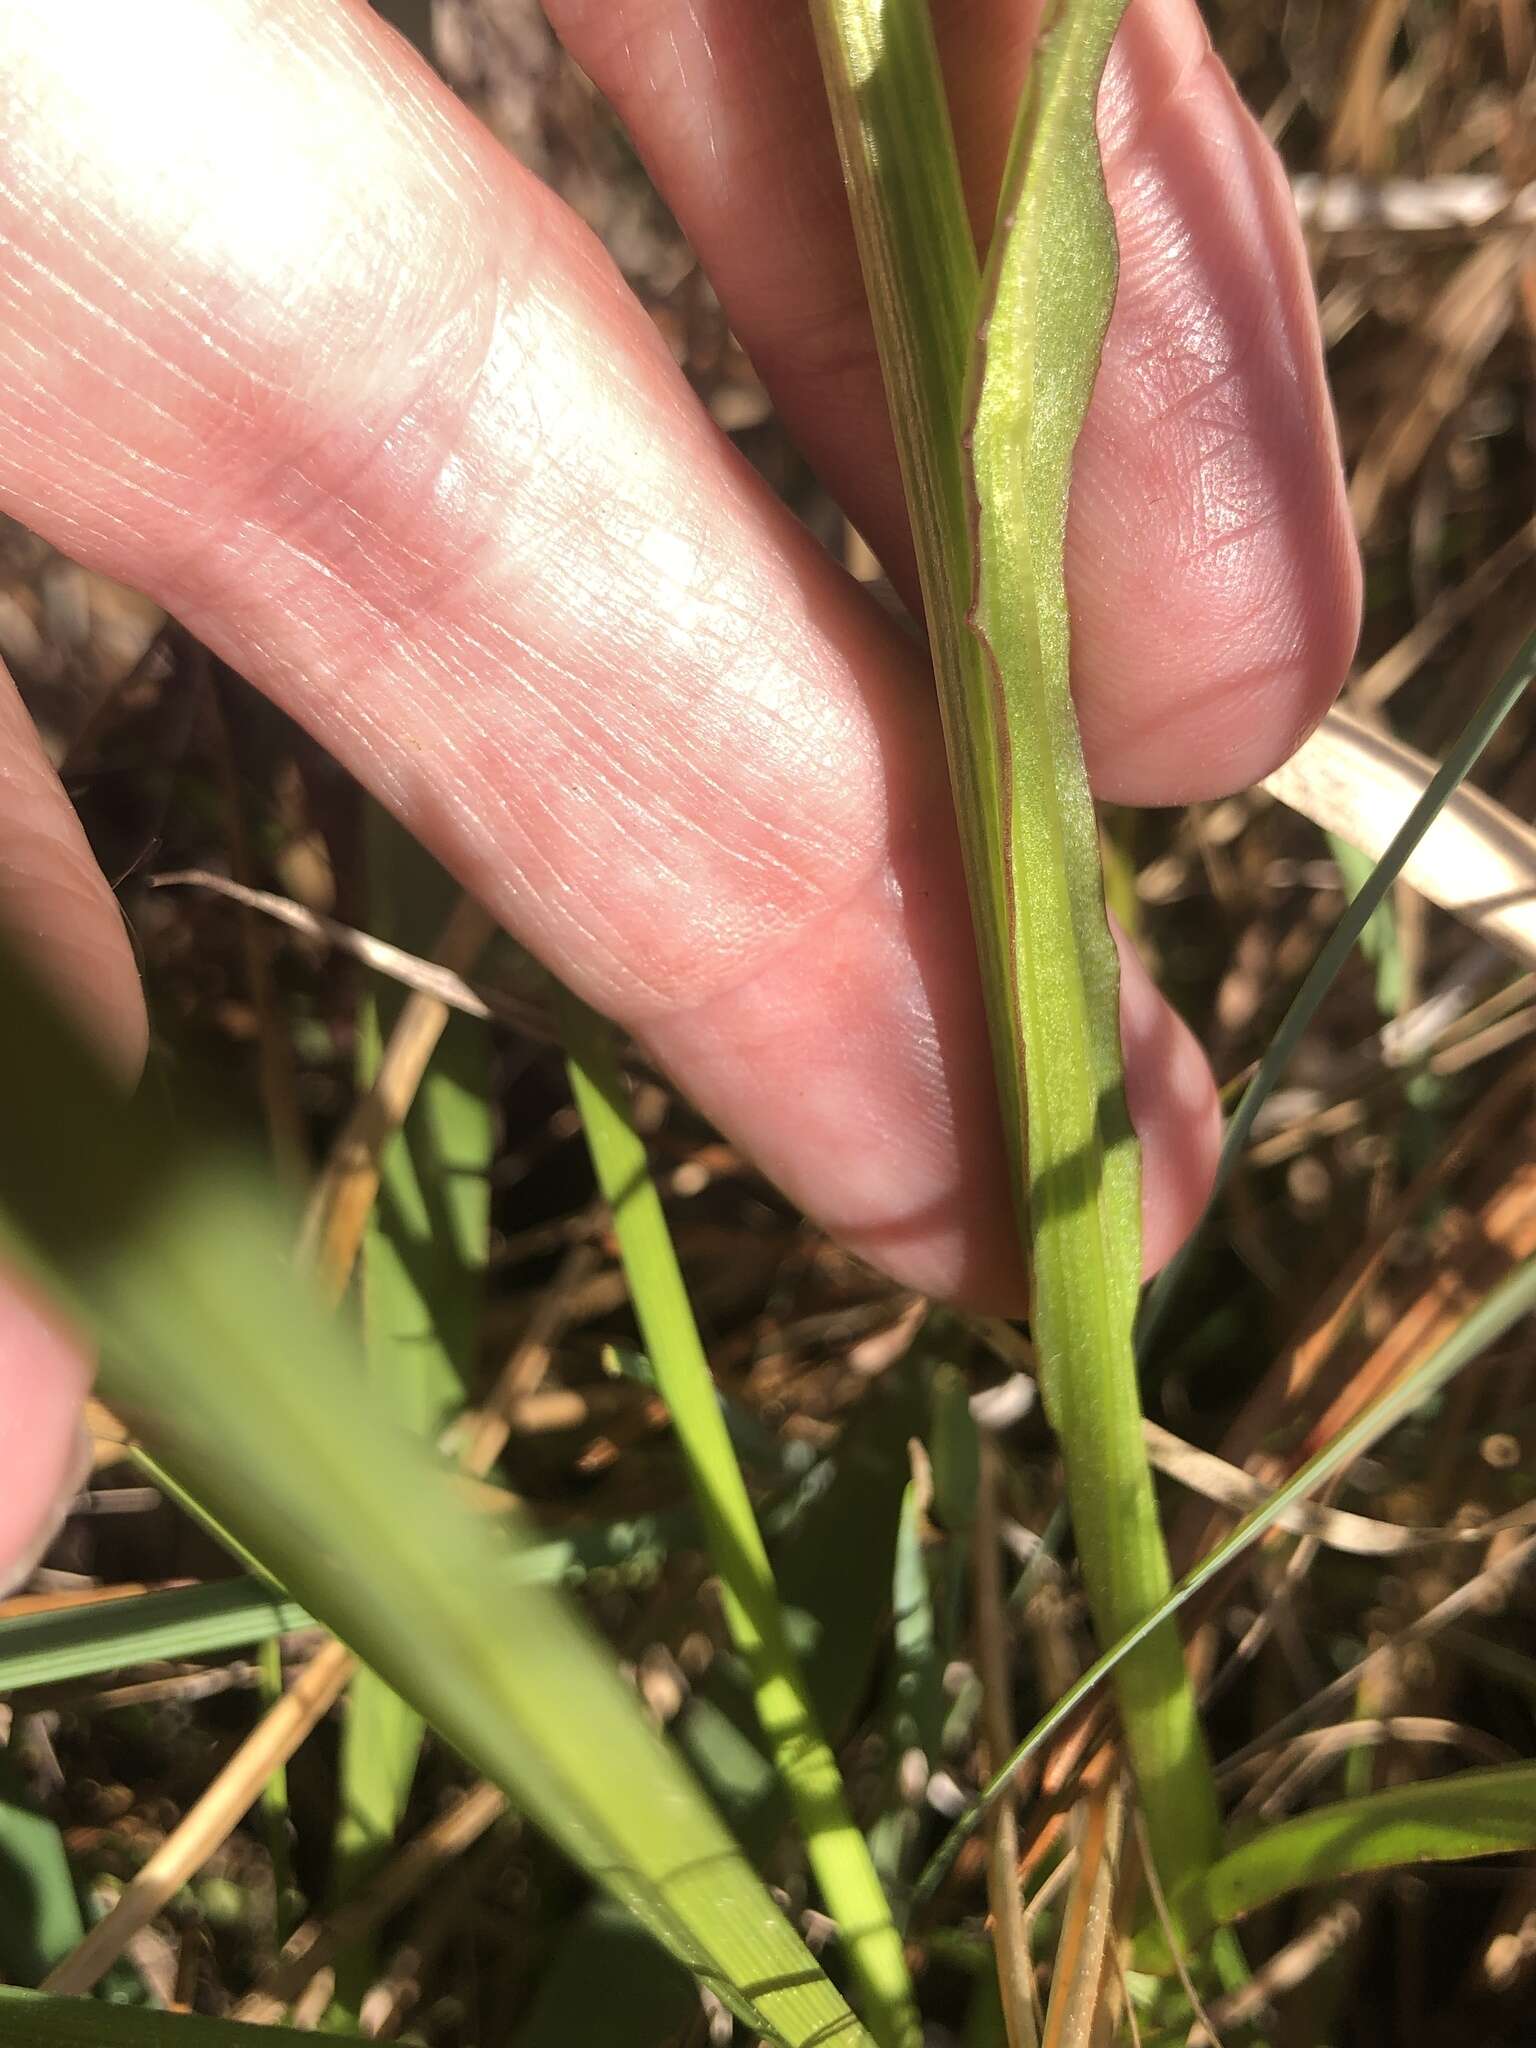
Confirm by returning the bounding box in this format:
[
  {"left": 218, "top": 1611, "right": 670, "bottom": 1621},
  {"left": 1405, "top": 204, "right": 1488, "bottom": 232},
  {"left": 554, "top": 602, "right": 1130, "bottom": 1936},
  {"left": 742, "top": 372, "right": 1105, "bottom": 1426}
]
[
  {"left": 560, "top": 991, "right": 919, "bottom": 2048},
  {"left": 964, "top": 0, "right": 1219, "bottom": 1891},
  {"left": 811, "top": 0, "right": 1218, "bottom": 1893},
  {"left": 330, "top": 819, "right": 493, "bottom": 2022}
]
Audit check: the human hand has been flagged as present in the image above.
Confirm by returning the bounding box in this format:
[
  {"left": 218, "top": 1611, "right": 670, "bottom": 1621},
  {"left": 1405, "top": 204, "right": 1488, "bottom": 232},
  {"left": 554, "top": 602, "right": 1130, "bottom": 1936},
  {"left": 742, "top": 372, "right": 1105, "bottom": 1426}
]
[{"left": 0, "top": 0, "right": 1359, "bottom": 1586}]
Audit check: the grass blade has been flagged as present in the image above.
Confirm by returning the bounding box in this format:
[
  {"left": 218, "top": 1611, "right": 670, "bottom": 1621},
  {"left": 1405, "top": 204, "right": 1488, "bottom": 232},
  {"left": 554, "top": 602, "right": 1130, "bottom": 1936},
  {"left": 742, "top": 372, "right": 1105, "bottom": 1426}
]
[
  {"left": 1266, "top": 703, "right": 1536, "bottom": 971},
  {"left": 0, "top": 1520, "right": 695, "bottom": 1704},
  {"left": 807, "top": 0, "right": 1019, "bottom": 1151},
  {"left": 869, "top": 1474, "right": 941, "bottom": 1901},
  {"left": 0, "top": 939, "right": 873, "bottom": 2048},
  {"left": 1146, "top": 1762, "right": 1536, "bottom": 1956},
  {"left": 560, "top": 991, "right": 919, "bottom": 2048},
  {"left": 0, "top": 1581, "right": 309, "bottom": 1693},
  {"left": 813, "top": 0, "right": 1218, "bottom": 1887},
  {"left": 331, "top": 817, "right": 493, "bottom": 2010},
  {"left": 0, "top": 1754, "right": 83, "bottom": 1985},
  {"left": 515, "top": 1364, "right": 924, "bottom": 2048}
]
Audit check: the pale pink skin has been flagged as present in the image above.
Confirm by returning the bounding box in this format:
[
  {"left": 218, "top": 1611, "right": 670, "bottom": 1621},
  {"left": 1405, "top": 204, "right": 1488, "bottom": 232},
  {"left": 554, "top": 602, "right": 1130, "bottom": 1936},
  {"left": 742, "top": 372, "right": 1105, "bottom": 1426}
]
[{"left": 0, "top": 0, "right": 1359, "bottom": 1586}]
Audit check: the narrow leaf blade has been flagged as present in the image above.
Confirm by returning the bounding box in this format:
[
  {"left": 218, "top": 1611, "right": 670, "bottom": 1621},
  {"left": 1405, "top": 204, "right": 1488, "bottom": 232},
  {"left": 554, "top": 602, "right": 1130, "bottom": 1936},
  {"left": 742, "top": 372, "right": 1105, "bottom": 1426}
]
[
  {"left": 1151, "top": 1763, "right": 1536, "bottom": 1955},
  {"left": 963, "top": 0, "right": 1217, "bottom": 1881}
]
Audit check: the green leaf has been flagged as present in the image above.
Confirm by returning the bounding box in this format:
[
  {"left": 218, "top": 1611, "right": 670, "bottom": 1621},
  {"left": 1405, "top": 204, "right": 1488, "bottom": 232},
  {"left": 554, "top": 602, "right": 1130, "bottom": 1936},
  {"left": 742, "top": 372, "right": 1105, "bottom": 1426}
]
[
  {"left": 1147, "top": 1763, "right": 1536, "bottom": 1957},
  {"left": 330, "top": 817, "right": 494, "bottom": 2011},
  {"left": 868, "top": 1476, "right": 941, "bottom": 1903},
  {"left": 919, "top": 1363, "right": 974, "bottom": 1774},
  {"left": 0, "top": 1582, "right": 310, "bottom": 1693},
  {"left": 560, "top": 993, "right": 918, "bottom": 2048},
  {"left": 352, "top": 840, "right": 490, "bottom": 1446},
  {"left": 516, "top": 1355, "right": 925, "bottom": 2048},
  {"left": 0, "top": 1755, "right": 83, "bottom": 1985},
  {"left": 0, "top": 937, "right": 872, "bottom": 2048},
  {"left": 1328, "top": 831, "right": 1405, "bottom": 1018},
  {"left": 806, "top": 0, "right": 1017, "bottom": 1148},
  {"left": 928, "top": 1362, "right": 979, "bottom": 1540},
  {"left": 0, "top": 1528, "right": 691, "bottom": 1706},
  {"left": 0, "top": 1989, "right": 365, "bottom": 2047}
]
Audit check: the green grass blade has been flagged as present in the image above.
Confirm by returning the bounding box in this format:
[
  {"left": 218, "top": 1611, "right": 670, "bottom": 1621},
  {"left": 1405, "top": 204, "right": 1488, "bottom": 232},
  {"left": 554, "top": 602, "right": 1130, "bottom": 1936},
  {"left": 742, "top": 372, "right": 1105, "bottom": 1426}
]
[
  {"left": 0, "top": 1526, "right": 690, "bottom": 1700},
  {"left": 917, "top": 1248, "right": 1536, "bottom": 1902},
  {"left": 331, "top": 819, "right": 493, "bottom": 2011},
  {"left": 0, "top": 1990, "right": 367, "bottom": 2047},
  {"left": 925, "top": 1363, "right": 976, "bottom": 1739},
  {"left": 0, "top": 1582, "right": 310, "bottom": 1692},
  {"left": 0, "top": 1754, "right": 83, "bottom": 1985},
  {"left": 0, "top": 941, "right": 872, "bottom": 2048},
  {"left": 560, "top": 992, "right": 918, "bottom": 2048},
  {"left": 516, "top": 1367, "right": 924, "bottom": 2048},
  {"left": 1140, "top": 622, "right": 1536, "bottom": 1352},
  {"left": 1146, "top": 1763, "right": 1536, "bottom": 1956},
  {"left": 867, "top": 1483, "right": 933, "bottom": 1902},
  {"left": 962, "top": 0, "right": 1216, "bottom": 1886},
  {"left": 355, "top": 817, "right": 492, "bottom": 1448}
]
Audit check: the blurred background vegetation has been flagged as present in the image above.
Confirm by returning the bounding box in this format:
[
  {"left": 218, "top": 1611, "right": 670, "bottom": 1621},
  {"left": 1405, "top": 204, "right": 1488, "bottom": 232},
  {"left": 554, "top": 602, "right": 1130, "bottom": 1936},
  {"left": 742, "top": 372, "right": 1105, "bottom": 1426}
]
[{"left": 4, "top": 2, "right": 1536, "bottom": 2042}]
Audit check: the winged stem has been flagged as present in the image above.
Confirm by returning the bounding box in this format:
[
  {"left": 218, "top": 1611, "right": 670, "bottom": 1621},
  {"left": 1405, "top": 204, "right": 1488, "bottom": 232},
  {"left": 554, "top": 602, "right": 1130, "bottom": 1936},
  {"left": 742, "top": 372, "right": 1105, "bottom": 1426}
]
[{"left": 811, "top": 0, "right": 1219, "bottom": 1892}]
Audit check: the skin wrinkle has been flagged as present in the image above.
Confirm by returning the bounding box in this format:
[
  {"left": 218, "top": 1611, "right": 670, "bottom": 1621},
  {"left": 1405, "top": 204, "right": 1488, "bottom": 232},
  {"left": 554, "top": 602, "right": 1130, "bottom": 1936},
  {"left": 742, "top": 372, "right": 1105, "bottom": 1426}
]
[
  {"left": 203, "top": 294, "right": 509, "bottom": 642},
  {"left": 354, "top": 535, "right": 889, "bottom": 1012},
  {"left": 366, "top": 262, "right": 897, "bottom": 950},
  {"left": 1, "top": 200, "right": 237, "bottom": 420},
  {"left": 166, "top": 238, "right": 530, "bottom": 638},
  {"left": 483, "top": 503, "right": 876, "bottom": 881},
  {"left": 4, "top": 20, "right": 520, "bottom": 544},
  {"left": 188, "top": 266, "right": 901, "bottom": 1015}
]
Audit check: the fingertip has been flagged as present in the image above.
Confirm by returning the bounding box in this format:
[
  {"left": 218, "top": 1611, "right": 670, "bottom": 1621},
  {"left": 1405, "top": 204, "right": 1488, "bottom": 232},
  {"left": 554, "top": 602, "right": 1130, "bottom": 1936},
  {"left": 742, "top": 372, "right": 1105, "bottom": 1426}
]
[
  {"left": 0, "top": 667, "right": 149, "bottom": 1083},
  {"left": 1075, "top": 0, "right": 1361, "bottom": 806},
  {"left": 0, "top": 1274, "right": 92, "bottom": 1597}
]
